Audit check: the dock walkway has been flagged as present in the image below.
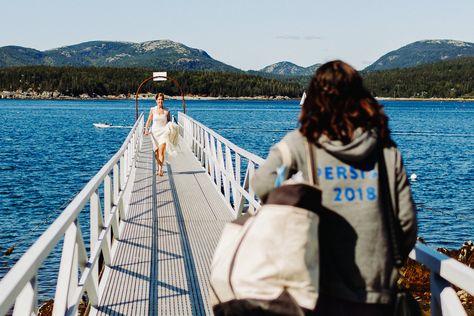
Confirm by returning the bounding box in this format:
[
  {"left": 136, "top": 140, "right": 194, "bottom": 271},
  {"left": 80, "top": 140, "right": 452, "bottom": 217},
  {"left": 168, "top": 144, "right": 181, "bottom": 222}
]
[{"left": 96, "top": 136, "right": 233, "bottom": 315}]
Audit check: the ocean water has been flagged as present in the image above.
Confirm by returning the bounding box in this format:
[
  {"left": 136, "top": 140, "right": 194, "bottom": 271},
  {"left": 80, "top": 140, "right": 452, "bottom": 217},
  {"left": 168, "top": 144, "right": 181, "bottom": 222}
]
[{"left": 0, "top": 98, "right": 473, "bottom": 300}]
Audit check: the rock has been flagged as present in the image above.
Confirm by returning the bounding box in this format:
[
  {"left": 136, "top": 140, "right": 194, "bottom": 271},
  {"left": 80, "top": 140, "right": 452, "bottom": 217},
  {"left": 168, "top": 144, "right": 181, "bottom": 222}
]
[
  {"left": 1, "top": 91, "right": 15, "bottom": 99},
  {"left": 41, "top": 91, "right": 52, "bottom": 98},
  {"left": 37, "top": 299, "right": 53, "bottom": 316}
]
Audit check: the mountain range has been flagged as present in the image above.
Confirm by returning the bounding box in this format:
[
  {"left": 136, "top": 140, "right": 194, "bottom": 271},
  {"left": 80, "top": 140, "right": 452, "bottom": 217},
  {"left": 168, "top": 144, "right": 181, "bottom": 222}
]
[
  {"left": 364, "top": 40, "right": 474, "bottom": 72},
  {"left": 1, "top": 39, "right": 474, "bottom": 75},
  {"left": 0, "top": 40, "right": 238, "bottom": 72},
  {"left": 258, "top": 61, "right": 321, "bottom": 76}
]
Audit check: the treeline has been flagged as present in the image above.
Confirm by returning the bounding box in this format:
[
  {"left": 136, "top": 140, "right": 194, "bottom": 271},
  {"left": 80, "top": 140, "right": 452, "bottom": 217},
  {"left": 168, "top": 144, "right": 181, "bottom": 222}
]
[
  {"left": 362, "top": 57, "right": 474, "bottom": 98},
  {"left": 0, "top": 66, "right": 304, "bottom": 97},
  {"left": 1, "top": 58, "right": 473, "bottom": 98}
]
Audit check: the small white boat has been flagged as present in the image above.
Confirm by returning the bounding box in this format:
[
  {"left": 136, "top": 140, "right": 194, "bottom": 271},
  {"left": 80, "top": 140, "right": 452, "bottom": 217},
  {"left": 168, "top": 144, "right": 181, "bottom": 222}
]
[{"left": 93, "top": 122, "right": 112, "bottom": 128}]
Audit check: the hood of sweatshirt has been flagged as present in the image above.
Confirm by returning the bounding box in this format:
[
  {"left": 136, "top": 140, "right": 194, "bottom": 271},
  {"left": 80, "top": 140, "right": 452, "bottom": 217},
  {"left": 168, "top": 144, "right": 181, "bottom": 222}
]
[{"left": 317, "top": 128, "right": 378, "bottom": 162}]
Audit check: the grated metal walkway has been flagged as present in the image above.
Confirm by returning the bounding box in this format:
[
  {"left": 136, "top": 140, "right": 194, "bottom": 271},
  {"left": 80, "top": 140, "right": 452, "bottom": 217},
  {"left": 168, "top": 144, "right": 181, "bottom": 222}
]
[{"left": 96, "top": 136, "right": 234, "bottom": 315}]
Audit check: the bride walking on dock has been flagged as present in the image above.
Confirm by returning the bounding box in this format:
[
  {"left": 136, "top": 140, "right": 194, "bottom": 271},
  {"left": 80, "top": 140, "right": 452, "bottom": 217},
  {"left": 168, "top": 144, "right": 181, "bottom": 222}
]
[{"left": 145, "top": 92, "right": 172, "bottom": 176}]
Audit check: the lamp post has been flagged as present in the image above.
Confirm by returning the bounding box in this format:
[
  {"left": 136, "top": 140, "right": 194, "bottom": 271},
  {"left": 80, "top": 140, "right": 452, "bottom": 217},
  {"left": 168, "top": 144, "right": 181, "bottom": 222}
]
[{"left": 134, "top": 73, "right": 186, "bottom": 121}]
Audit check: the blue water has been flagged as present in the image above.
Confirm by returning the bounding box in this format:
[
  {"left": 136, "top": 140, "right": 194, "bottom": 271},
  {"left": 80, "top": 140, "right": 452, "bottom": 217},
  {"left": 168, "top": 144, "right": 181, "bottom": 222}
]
[{"left": 0, "top": 99, "right": 473, "bottom": 300}]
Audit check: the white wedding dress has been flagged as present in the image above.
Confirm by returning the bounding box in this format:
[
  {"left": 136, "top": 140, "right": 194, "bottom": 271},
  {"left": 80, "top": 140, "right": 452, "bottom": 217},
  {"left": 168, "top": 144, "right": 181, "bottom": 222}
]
[{"left": 150, "top": 107, "right": 180, "bottom": 156}]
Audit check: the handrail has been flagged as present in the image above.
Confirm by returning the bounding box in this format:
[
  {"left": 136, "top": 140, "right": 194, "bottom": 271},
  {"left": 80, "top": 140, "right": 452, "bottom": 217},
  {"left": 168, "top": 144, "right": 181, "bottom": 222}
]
[
  {"left": 409, "top": 243, "right": 474, "bottom": 316},
  {"left": 179, "top": 112, "right": 474, "bottom": 316},
  {"left": 0, "top": 113, "right": 144, "bottom": 316},
  {"left": 178, "top": 113, "right": 264, "bottom": 217}
]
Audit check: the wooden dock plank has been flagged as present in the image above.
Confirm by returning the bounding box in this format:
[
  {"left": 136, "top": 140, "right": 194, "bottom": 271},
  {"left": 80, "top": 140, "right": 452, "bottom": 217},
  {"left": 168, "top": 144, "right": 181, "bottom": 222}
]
[{"left": 96, "top": 137, "right": 233, "bottom": 315}]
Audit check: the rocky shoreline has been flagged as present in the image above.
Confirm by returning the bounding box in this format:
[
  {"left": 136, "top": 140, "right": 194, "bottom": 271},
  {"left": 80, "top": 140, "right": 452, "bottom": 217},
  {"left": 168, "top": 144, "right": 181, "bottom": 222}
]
[
  {"left": 0, "top": 89, "right": 292, "bottom": 101},
  {"left": 2, "top": 89, "right": 474, "bottom": 102},
  {"left": 400, "top": 240, "right": 474, "bottom": 315}
]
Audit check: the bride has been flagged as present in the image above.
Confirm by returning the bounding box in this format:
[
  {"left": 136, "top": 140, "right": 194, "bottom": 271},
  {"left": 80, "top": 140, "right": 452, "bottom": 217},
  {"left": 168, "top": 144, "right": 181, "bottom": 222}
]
[{"left": 144, "top": 93, "right": 179, "bottom": 176}]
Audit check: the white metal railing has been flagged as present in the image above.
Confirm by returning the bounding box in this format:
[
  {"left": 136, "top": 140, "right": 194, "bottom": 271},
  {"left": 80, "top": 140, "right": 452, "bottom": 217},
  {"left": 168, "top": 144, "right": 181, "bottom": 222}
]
[
  {"left": 178, "top": 112, "right": 474, "bottom": 316},
  {"left": 409, "top": 243, "right": 474, "bottom": 316},
  {"left": 0, "top": 114, "right": 144, "bottom": 316},
  {"left": 178, "top": 112, "right": 264, "bottom": 217}
]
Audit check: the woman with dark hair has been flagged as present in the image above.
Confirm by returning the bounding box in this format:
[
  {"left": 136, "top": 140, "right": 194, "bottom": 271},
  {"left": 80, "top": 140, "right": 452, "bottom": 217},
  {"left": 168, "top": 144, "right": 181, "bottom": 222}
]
[{"left": 251, "top": 60, "right": 417, "bottom": 315}]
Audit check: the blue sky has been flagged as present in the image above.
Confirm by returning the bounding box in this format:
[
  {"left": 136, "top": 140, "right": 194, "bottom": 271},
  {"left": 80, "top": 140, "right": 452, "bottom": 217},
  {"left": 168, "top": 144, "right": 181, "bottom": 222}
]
[{"left": 3, "top": 0, "right": 474, "bottom": 70}]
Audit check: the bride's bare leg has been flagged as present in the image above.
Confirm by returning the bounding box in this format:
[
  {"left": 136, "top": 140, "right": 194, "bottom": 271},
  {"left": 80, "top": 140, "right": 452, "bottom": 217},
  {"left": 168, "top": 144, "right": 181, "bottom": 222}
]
[
  {"left": 154, "top": 150, "right": 160, "bottom": 174},
  {"left": 158, "top": 144, "right": 166, "bottom": 176}
]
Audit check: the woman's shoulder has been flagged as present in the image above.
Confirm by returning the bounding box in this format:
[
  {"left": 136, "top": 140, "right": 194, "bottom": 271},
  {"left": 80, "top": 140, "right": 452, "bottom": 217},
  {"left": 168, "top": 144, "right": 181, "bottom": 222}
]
[
  {"left": 275, "top": 129, "right": 307, "bottom": 158},
  {"left": 382, "top": 139, "right": 405, "bottom": 169},
  {"left": 281, "top": 129, "right": 305, "bottom": 146}
]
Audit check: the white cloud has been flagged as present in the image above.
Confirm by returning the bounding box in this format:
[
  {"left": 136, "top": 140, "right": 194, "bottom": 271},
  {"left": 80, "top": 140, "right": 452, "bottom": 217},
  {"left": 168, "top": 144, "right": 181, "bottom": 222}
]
[{"left": 276, "top": 35, "right": 322, "bottom": 41}]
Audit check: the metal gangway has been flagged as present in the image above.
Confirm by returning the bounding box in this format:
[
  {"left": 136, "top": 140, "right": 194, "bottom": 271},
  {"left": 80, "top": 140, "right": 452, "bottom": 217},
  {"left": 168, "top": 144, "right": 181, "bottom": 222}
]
[{"left": 1, "top": 112, "right": 473, "bottom": 316}]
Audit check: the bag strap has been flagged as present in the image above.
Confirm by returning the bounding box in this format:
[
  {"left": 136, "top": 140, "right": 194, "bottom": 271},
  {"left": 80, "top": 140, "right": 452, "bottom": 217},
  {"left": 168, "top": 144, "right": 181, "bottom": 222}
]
[
  {"left": 378, "top": 146, "right": 403, "bottom": 268},
  {"left": 304, "top": 138, "right": 318, "bottom": 186},
  {"left": 276, "top": 139, "right": 319, "bottom": 186},
  {"left": 276, "top": 141, "right": 292, "bottom": 168}
]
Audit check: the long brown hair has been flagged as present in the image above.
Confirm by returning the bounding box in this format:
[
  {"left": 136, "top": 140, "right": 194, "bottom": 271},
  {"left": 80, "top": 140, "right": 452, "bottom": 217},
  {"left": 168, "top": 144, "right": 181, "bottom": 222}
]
[{"left": 299, "top": 60, "right": 391, "bottom": 146}]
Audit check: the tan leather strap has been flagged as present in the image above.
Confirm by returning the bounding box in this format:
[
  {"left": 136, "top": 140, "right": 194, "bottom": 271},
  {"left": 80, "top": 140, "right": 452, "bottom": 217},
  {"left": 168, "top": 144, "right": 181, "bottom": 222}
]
[
  {"left": 304, "top": 139, "right": 318, "bottom": 186},
  {"left": 276, "top": 141, "right": 292, "bottom": 168}
]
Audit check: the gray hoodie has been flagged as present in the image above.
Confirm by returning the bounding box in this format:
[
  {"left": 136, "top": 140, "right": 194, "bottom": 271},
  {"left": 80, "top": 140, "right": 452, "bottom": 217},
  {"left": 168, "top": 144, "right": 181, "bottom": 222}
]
[{"left": 251, "top": 129, "right": 417, "bottom": 304}]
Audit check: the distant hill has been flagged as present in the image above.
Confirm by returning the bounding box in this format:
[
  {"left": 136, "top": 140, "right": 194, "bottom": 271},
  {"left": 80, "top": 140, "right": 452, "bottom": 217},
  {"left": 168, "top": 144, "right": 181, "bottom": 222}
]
[
  {"left": 363, "top": 56, "right": 474, "bottom": 98},
  {"left": 364, "top": 39, "right": 474, "bottom": 72},
  {"left": 0, "top": 46, "right": 46, "bottom": 67},
  {"left": 0, "top": 40, "right": 239, "bottom": 72},
  {"left": 258, "top": 61, "right": 320, "bottom": 76}
]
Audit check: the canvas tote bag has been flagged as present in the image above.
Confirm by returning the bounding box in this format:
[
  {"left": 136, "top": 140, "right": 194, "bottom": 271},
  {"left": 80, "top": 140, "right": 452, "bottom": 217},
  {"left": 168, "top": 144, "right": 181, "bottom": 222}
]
[{"left": 210, "top": 139, "right": 321, "bottom": 314}]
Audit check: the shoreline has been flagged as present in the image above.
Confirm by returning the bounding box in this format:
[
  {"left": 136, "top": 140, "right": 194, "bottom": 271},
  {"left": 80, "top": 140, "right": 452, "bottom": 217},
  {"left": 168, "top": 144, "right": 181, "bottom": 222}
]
[{"left": 1, "top": 90, "right": 474, "bottom": 102}]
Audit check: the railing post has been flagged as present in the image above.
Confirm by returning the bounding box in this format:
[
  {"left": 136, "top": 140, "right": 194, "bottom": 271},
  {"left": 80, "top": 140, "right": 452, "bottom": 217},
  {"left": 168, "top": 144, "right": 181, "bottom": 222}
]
[
  {"left": 128, "top": 143, "right": 132, "bottom": 173},
  {"left": 235, "top": 167, "right": 250, "bottom": 217},
  {"left": 204, "top": 131, "right": 209, "bottom": 171},
  {"left": 216, "top": 140, "right": 225, "bottom": 194},
  {"left": 206, "top": 133, "right": 213, "bottom": 180},
  {"left": 67, "top": 225, "right": 79, "bottom": 314},
  {"left": 247, "top": 161, "right": 255, "bottom": 213},
  {"left": 120, "top": 155, "right": 125, "bottom": 191},
  {"left": 13, "top": 276, "right": 36, "bottom": 316},
  {"left": 234, "top": 154, "right": 242, "bottom": 213},
  {"left": 211, "top": 136, "right": 219, "bottom": 187},
  {"left": 192, "top": 122, "right": 197, "bottom": 154},
  {"left": 113, "top": 164, "right": 120, "bottom": 205},
  {"left": 104, "top": 174, "right": 113, "bottom": 254},
  {"left": 199, "top": 126, "right": 204, "bottom": 164},
  {"left": 431, "top": 273, "right": 467, "bottom": 316},
  {"left": 224, "top": 145, "right": 237, "bottom": 205},
  {"left": 53, "top": 223, "right": 77, "bottom": 316},
  {"left": 90, "top": 190, "right": 103, "bottom": 297},
  {"left": 124, "top": 147, "right": 129, "bottom": 183}
]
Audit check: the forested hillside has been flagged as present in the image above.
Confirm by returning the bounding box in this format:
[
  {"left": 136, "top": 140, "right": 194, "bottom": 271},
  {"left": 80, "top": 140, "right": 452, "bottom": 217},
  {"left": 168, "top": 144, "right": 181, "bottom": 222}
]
[
  {"left": 363, "top": 57, "right": 474, "bottom": 98},
  {"left": 0, "top": 66, "right": 302, "bottom": 97}
]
